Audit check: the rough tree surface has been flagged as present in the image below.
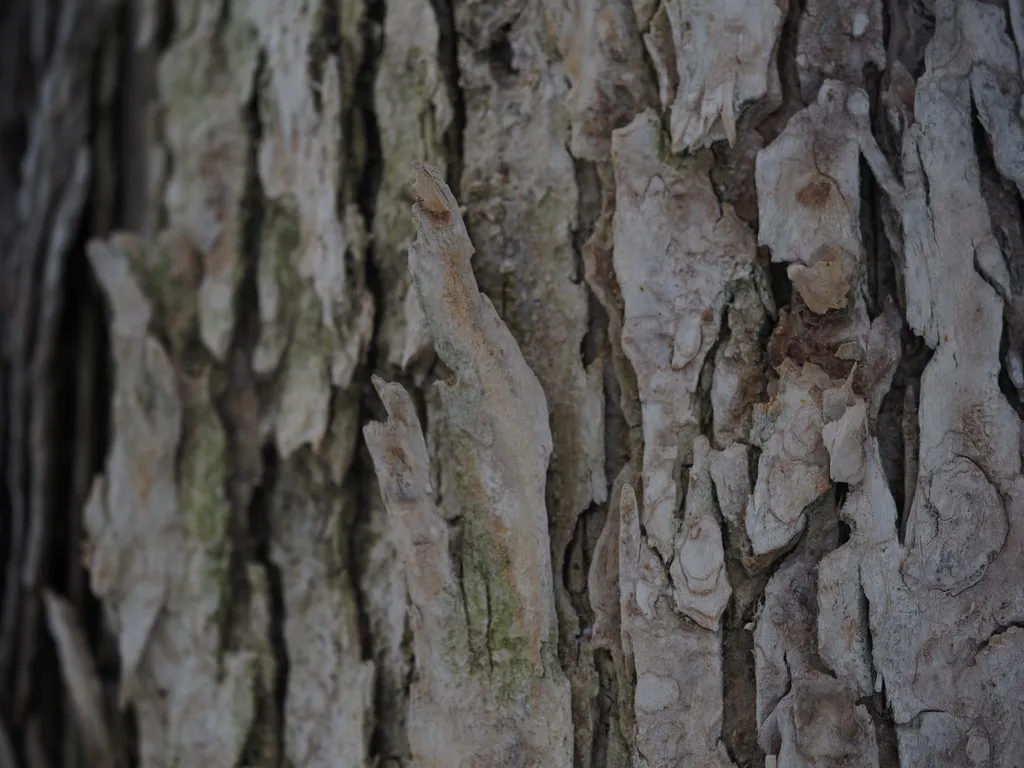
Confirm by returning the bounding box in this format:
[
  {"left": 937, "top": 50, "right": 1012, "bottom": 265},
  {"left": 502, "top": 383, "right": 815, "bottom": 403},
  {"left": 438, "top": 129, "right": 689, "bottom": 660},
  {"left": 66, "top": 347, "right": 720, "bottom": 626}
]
[{"left": 4, "top": 0, "right": 1024, "bottom": 767}]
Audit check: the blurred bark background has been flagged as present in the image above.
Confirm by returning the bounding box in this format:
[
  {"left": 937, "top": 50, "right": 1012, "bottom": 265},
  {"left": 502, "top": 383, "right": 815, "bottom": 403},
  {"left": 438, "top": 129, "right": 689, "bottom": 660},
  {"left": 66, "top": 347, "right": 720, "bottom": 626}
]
[{"left": 3, "top": 0, "right": 1024, "bottom": 766}]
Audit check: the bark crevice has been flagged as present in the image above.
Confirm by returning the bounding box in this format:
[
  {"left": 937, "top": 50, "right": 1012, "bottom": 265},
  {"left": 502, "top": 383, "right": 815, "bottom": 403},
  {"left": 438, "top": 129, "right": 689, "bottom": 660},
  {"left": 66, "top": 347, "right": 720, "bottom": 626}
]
[
  {"left": 247, "top": 445, "right": 288, "bottom": 764},
  {"left": 427, "top": 0, "right": 464, "bottom": 196},
  {"left": 348, "top": 0, "right": 398, "bottom": 758}
]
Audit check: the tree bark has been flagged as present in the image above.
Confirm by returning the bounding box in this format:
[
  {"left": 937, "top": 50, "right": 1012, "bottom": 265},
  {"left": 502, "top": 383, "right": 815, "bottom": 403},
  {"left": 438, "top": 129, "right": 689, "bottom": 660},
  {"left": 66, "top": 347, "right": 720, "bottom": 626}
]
[{"left": 5, "top": 0, "right": 1024, "bottom": 766}]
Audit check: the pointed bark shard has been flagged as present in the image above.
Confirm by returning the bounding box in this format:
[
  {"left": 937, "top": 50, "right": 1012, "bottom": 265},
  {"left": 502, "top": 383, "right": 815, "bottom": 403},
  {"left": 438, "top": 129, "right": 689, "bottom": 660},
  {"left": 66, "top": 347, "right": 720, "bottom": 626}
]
[
  {"left": 855, "top": 298, "right": 903, "bottom": 423},
  {"left": 364, "top": 377, "right": 457, "bottom": 629},
  {"left": 644, "top": 6, "right": 679, "bottom": 110},
  {"left": 671, "top": 314, "right": 704, "bottom": 370},
  {"left": 822, "top": 398, "right": 868, "bottom": 484},
  {"left": 364, "top": 164, "right": 571, "bottom": 767},
  {"left": 412, "top": 163, "right": 452, "bottom": 218},
  {"left": 454, "top": 14, "right": 611, "bottom": 758},
  {"left": 42, "top": 589, "right": 119, "bottom": 768}
]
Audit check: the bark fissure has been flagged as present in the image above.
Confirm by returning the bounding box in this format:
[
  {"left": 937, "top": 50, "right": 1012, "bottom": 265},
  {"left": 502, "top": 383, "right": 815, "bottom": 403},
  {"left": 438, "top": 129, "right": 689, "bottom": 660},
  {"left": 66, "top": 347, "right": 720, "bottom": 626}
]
[
  {"left": 761, "top": 0, "right": 806, "bottom": 144},
  {"left": 348, "top": 0, "right": 397, "bottom": 759},
  {"left": 248, "top": 445, "right": 287, "bottom": 764},
  {"left": 230, "top": 48, "right": 289, "bottom": 763},
  {"left": 354, "top": 0, "right": 385, "bottom": 228},
  {"left": 215, "top": 38, "right": 266, "bottom": 664},
  {"left": 308, "top": 0, "right": 341, "bottom": 114},
  {"left": 426, "top": 0, "right": 465, "bottom": 199}
]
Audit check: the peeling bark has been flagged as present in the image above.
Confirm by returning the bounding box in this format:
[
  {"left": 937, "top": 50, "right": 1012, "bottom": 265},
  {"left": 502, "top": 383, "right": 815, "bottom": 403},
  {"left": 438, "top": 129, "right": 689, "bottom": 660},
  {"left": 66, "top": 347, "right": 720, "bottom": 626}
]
[{"left": 9, "top": 0, "right": 1024, "bottom": 766}]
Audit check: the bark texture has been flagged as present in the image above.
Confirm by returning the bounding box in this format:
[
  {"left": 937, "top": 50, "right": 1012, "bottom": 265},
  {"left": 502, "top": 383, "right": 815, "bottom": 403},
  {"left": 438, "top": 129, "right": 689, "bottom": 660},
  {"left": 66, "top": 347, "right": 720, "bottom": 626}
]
[{"left": 6, "top": 0, "right": 1024, "bottom": 767}]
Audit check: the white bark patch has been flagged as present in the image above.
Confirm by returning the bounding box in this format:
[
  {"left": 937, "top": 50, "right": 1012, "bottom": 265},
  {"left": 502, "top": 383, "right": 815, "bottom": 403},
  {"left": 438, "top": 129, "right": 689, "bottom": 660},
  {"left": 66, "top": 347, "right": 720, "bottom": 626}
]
[
  {"left": 784, "top": 8, "right": 1024, "bottom": 763},
  {"left": 710, "top": 443, "right": 757, "bottom": 571},
  {"left": 400, "top": 286, "right": 433, "bottom": 372},
  {"left": 612, "top": 109, "right": 757, "bottom": 559},
  {"left": 84, "top": 241, "right": 176, "bottom": 700},
  {"left": 618, "top": 485, "right": 735, "bottom": 767},
  {"left": 648, "top": 0, "right": 785, "bottom": 151},
  {"left": 157, "top": 5, "right": 259, "bottom": 362},
  {"left": 751, "top": 76, "right": 898, "bottom": 764},
  {"left": 745, "top": 361, "right": 835, "bottom": 562},
  {"left": 822, "top": 396, "right": 867, "bottom": 484},
  {"left": 373, "top": 0, "right": 450, "bottom": 368},
  {"left": 669, "top": 437, "right": 731, "bottom": 631},
  {"left": 753, "top": 496, "right": 839, "bottom": 757},
  {"left": 267, "top": 458, "right": 376, "bottom": 768},
  {"left": 965, "top": 2, "right": 1024, "bottom": 196},
  {"left": 905, "top": 456, "right": 1007, "bottom": 594},
  {"left": 856, "top": 298, "right": 904, "bottom": 423},
  {"left": 710, "top": 285, "right": 774, "bottom": 451},
  {"left": 837, "top": 11, "right": 1024, "bottom": 762},
  {"left": 644, "top": 6, "right": 678, "bottom": 111},
  {"left": 817, "top": 539, "right": 874, "bottom": 697},
  {"left": 557, "top": 0, "right": 656, "bottom": 160},
  {"left": 756, "top": 81, "right": 872, "bottom": 316}
]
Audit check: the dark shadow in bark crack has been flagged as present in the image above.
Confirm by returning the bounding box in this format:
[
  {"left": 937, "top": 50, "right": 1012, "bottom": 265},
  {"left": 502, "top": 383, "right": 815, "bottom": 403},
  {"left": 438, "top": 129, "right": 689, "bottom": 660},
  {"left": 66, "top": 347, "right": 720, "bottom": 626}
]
[{"left": 427, "top": 0, "right": 465, "bottom": 196}]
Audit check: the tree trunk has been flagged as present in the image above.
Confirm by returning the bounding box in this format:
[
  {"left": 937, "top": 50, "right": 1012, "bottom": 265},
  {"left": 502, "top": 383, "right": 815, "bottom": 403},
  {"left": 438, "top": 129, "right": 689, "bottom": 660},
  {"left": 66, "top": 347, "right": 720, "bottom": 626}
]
[{"left": 5, "top": 0, "right": 1024, "bottom": 766}]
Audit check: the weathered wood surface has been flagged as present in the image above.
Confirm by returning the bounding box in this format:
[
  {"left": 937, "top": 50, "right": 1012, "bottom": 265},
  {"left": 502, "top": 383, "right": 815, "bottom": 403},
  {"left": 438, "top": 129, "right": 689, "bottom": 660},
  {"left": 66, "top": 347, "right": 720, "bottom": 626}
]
[{"left": 6, "top": 0, "right": 1024, "bottom": 766}]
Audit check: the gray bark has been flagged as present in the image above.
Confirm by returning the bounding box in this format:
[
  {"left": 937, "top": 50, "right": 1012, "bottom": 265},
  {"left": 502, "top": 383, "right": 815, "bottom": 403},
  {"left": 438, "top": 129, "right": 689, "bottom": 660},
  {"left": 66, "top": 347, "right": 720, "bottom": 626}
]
[{"left": 5, "top": 0, "right": 1024, "bottom": 767}]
